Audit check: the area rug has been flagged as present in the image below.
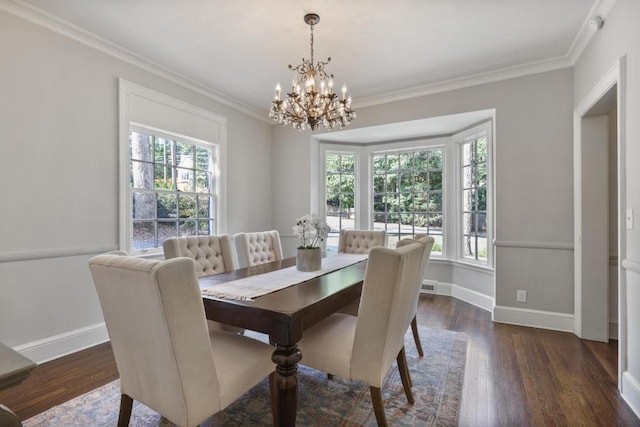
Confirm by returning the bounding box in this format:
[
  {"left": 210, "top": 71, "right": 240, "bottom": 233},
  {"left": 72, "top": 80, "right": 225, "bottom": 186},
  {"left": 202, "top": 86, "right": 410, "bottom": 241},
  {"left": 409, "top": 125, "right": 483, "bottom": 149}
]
[{"left": 24, "top": 327, "right": 467, "bottom": 426}]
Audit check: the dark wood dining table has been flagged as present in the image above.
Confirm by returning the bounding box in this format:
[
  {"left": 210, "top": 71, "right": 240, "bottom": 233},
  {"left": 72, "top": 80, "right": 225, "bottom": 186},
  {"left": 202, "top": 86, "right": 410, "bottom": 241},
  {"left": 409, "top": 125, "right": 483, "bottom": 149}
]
[{"left": 199, "top": 256, "right": 367, "bottom": 427}]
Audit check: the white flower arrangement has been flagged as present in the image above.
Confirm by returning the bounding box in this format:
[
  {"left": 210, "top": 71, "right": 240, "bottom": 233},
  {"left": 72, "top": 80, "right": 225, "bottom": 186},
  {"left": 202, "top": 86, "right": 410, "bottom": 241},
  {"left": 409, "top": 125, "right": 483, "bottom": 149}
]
[{"left": 293, "top": 213, "right": 331, "bottom": 249}]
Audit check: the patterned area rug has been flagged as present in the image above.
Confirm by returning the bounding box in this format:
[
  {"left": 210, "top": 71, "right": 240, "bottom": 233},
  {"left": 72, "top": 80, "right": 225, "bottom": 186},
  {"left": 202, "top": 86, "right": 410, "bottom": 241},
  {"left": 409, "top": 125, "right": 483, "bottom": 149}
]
[{"left": 24, "top": 327, "right": 467, "bottom": 426}]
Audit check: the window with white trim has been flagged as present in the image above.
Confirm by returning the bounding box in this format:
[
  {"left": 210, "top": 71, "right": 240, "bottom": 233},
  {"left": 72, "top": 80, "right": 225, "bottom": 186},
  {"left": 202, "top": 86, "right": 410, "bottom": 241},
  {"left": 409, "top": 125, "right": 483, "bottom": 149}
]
[
  {"left": 324, "top": 151, "right": 357, "bottom": 251},
  {"left": 372, "top": 149, "right": 444, "bottom": 252},
  {"left": 119, "top": 79, "right": 227, "bottom": 256},
  {"left": 319, "top": 119, "right": 492, "bottom": 267},
  {"left": 460, "top": 135, "right": 488, "bottom": 263},
  {"left": 129, "top": 127, "right": 217, "bottom": 252}
]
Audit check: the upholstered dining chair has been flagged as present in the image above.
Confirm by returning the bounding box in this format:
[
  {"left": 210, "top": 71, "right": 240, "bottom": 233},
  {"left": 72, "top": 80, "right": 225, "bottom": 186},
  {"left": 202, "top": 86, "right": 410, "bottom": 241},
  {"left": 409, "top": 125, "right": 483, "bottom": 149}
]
[
  {"left": 297, "top": 242, "right": 424, "bottom": 427},
  {"left": 336, "top": 229, "right": 387, "bottom": 321},
  {"left": 337, "top": 229, "right": 386, "bottom": 254},
  {"left": 163, "top": 235, "right": 242, "bottom": 334},
  {"left": 406, "top": 234, "right": 435, "bottom": 357},
  {"left": 233, "top": 230, "right": 284, "bottom": 268},
  {"left": 88, "top": 254, "right": 275, "bottom": 427},
  {"left": 339, "top": 235, "right": 434, "bottom": 358}
]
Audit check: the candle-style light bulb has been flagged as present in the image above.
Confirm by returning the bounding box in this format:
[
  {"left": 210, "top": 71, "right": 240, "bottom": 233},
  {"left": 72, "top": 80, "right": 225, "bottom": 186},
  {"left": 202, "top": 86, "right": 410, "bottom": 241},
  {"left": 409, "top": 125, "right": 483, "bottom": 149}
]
[
  {"left": 328, "top": 78, "right": 334, "bottom": 93},
  {"left": 275, "top": 83, "right": 281, "bottom": 100},
  {"left": 306, "top": 76, "right": 315, "bottom": 92},
  {"left": 341, "top": 84, "right": 347, "bottom": 99}
]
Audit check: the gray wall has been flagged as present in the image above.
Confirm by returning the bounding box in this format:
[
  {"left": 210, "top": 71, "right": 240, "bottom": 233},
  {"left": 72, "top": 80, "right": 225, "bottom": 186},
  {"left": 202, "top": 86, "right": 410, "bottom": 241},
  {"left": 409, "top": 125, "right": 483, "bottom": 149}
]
[
  {"left": 272, "top": 68, "right": 575, "bottom": 314},
  {"left": 0, "top": 10, "right": 272, "bottom": 361},
  {"left": 2, "top": 5, "right": 637, "bottom": 410},
  {"left": 574, "top": 0, "right": 640, "bottom": 407}
]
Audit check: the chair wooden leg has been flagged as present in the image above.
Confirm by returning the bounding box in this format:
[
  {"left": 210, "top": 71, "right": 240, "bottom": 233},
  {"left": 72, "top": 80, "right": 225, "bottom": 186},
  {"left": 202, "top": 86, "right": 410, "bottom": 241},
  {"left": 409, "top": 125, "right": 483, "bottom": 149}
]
[
  {"left": 370, "top": 386, "right": 388, "bottom": 427},
  {"left": 396, "top": 347, "right": 414, "bottom": 404},
  {"left": 269, "top": 371, "right": 279, "bottom": 427},
  {"left": 399, "top": 341, "right": 413, "bottom": 388},
  {"left": 117, "top": 394, "right": 133, "bottom": 427},
  {"left": 411, "top": 315, "right": 424, "bottom": 357}
]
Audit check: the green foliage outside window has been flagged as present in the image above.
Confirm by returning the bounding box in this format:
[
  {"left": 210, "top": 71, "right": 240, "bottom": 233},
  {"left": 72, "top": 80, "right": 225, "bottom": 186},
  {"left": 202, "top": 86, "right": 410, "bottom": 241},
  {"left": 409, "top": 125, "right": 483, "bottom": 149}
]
[
  {"left": 129, "top": 131, "right": 215, "bottom": 250},
  {"left": 462, "top": 136, "right": 488, "bottom": 261},
  {"left": 373, "top": 149, "right": 444, "bottom": 242},
  {"left": 325, "top": 154, "right": 355, "bottom": 211}
]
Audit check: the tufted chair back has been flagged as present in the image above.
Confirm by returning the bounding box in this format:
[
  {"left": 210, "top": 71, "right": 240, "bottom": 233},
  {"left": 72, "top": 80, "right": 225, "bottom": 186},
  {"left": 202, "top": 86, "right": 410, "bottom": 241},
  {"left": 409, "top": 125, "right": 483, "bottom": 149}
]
[
  {"left": 233, "top": 230, "right": 283, "bottom": 268},
  {"left": 163, "top": 235, "right": 236, "bottom": 277},
  {"left": 338, "top": 230, "right": 387, "bottom": 254}
]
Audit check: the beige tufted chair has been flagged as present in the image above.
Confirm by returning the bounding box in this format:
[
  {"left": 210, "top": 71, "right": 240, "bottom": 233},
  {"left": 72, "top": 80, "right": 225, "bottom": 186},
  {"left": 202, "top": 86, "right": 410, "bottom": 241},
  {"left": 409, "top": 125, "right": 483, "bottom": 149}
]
[
  {"left": 88, "top": 254, "right": 275, "bottom": 427},
  {"left": 233, "top": 230, "right": 283, "bottom": 269},
  {"left": 339, "top": 235, "right": 434, "bottom": 358},
  {"left": 163, "top": 235, "right": 242, "bottom": 334},
  {"left": 163, "top": 235, "right": 237, "bottom": 277},
  {"left": 297, "top": 243, "right": 425, "bottom": 427},
  {"left": 397, "top": 235, "right": 434, "bottom": 358},
  {"left": 338, "top": 230, "right": 387, "bottom": 254}
]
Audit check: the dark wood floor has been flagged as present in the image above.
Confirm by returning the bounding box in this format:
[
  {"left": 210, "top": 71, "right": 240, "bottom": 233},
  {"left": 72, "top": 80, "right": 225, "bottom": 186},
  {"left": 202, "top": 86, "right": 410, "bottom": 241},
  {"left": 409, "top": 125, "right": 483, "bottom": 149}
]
[{"left": 1, "top": 295, "right": 638, "bottom": 426}]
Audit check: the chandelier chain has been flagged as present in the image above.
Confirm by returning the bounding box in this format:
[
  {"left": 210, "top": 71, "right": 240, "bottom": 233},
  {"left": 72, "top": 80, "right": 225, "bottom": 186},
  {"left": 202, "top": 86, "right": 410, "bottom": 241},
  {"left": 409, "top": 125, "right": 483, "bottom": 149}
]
[{"left": 310, "top": 23, "right": 314, "bottom": 65}]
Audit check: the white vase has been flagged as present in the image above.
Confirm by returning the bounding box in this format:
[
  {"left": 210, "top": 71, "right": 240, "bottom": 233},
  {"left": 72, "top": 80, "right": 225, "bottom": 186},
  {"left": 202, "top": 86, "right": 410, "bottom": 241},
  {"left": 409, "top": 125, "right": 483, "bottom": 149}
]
[{"left": 296, "top": 247, "right": 322, "bottom": 272}]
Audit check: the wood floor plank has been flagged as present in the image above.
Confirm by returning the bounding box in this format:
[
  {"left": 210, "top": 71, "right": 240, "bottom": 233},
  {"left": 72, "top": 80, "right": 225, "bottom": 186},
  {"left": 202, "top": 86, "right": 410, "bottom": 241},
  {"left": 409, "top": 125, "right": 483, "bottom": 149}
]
[{"left": 1, "top": 295, "right": 638, "bottom": 426}]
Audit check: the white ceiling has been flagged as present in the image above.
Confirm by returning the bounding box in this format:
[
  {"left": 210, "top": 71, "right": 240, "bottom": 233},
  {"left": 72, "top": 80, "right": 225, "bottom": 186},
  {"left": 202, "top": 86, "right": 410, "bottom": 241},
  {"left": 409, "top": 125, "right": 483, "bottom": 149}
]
[{"left": 16, "top": 0, "right": 610, "bottom": 122}]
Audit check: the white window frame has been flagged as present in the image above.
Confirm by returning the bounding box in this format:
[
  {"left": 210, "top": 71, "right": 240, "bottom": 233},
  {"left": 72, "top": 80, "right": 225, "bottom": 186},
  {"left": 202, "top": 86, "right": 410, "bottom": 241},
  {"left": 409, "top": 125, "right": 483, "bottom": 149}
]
[
  {"left": 369, "top": 145, "right": 447, "bottom": 252},
  {"left": 318, "top": 120, "right": 494, "bottom": 268},
  {"left": 118, "top": 79, "right": 227, "bottom": 256},
  {"left": 453, "top": 121, "right": 493, "bottom": 267},
  {"left": 320, "top": 147, "right": 362, "bottom": 251},
  {"left": 320, "top": 146, "right": 361, "bottom": 250}
]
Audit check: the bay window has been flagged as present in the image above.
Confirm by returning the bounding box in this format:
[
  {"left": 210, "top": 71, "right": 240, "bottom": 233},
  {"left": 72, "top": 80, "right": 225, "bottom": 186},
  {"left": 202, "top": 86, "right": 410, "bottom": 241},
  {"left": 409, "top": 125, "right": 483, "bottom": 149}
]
[{"left": 320, "top": 120, "right": 492, "bottom": 266}]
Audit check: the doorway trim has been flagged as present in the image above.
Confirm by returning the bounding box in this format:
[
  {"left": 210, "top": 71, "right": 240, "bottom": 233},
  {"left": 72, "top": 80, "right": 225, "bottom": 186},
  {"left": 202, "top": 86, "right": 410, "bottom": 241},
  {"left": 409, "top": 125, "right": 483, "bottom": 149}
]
[{"left": 573, "top": 56, "right": 626, "bottom": 389}]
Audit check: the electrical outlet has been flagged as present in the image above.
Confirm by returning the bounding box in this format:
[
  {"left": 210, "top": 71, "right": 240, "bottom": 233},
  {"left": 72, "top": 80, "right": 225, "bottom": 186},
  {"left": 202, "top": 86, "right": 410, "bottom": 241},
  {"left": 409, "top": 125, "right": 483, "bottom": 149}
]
[{"left": 516, "top": 290, "right": 527, "bottom": 303}]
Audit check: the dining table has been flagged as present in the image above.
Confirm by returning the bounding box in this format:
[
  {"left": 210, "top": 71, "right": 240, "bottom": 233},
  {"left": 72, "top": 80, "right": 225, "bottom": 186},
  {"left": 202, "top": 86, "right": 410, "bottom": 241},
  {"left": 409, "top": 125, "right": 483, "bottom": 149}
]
[{"left": 199, "top": 254, "right": 368, "bottom": 427}]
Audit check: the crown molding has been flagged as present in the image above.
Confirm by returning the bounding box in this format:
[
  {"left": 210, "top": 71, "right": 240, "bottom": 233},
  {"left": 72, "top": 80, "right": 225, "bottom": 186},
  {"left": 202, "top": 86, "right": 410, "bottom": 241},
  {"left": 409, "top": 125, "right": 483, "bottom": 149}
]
[
  {"left": 567, "top": 0, "right": 618, "bottom": 65},
  {"left": 354, "top": 55, "right": 572, "bottom": 109},
  {"left": 0, "top": 0, "right": 270, "bottom": 124},
  {"left": 2, "top": 0, "right": 617, "bottom": 121},
  {"left": 346, "top": 0, "right": 618, "bottom": 110}
]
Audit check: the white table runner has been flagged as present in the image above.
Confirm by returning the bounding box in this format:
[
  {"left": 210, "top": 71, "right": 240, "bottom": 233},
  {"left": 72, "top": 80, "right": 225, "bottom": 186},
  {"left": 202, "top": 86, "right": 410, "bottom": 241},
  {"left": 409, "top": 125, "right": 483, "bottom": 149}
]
[{"left": 201, "top": 253, "right": 368, "bottom": 301}]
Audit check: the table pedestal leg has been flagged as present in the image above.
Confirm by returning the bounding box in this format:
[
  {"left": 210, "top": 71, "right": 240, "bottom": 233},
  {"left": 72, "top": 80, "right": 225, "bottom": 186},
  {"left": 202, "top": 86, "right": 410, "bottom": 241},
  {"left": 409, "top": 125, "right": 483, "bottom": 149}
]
[{"left": 271, "top": 344, "right": 302, "bottom": 427}]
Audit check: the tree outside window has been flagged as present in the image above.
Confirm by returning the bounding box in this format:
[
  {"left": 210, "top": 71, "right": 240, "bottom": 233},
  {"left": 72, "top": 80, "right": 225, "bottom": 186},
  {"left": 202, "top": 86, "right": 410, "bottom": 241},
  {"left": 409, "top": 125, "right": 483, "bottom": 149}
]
[
  {"left": 372, "top": 149, "right": 444, "bottom": 253},
  {"left": 325, "top": 153, "right": 356, "bottom": 251},
  {"left": 462, "top": 136, "right": 488, "bottom": 262},
  {"left": 129, "top": 129, "right": 216, "bottom": 252}
]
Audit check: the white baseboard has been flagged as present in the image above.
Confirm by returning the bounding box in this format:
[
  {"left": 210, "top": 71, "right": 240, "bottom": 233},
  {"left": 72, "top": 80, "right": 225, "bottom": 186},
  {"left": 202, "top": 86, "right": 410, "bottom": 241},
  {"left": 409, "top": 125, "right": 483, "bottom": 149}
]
[
  {"left": 450, "top": 284, "right": 494, "bottom": 312},
  {"left": 422, "top": 280, "right": 575, "bottom": 333},
  {"left": 421, "top": 280, "right": 494, "bottom": 313},
  {"left": 622, "top": 371, "right": 640, "bottom": 419},
  {"left": 493, "top": 305, "right": 574, "bottom": 333},
  {"left": 14, "top": 323, "right": 109, "bottom": 364}
]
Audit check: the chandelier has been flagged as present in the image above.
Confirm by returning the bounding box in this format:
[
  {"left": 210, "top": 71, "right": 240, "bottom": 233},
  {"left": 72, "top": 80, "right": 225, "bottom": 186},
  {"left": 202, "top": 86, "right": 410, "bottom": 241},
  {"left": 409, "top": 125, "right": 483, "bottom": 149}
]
[{"left": 268, "top": 13, "right": 356, "bottom": 132}]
